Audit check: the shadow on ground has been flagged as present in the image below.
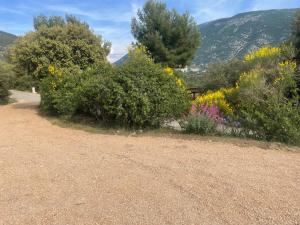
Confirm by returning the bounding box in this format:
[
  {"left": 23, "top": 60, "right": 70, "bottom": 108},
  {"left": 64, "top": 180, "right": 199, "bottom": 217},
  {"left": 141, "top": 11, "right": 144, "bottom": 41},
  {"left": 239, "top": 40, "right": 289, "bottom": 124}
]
[{"left": 12, "top": 102, "right": 39, "bottom": 110}]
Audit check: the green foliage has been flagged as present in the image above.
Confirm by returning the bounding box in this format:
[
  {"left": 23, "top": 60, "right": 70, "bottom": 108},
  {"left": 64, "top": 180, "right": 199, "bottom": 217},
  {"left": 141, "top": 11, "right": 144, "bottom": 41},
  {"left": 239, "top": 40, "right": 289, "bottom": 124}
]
[
  {"left": 184, "top": 59, "right": 253, "bottom": 91},
  {"left": 131, "top": 0, "right": 200, "bottom": 68},
  {"left": 40, "top": 65, "right": 82, "bottom": 114},
  {"left": 40, "top": 48, "right": 191, "bottom": 128},
  {"left": 182, "top": 115, "right": 217, "bottom": 135},
  {"left": 9, "top": 15, "right": 111, "bottom": 85},
  {"left": 0, "top": 60, "right": 38, "bottom": 91},
  {"left": 0, "top": 69, "right": 9, "bottom": 104},
  {"left": 233, "top": 61, "right": 300, "bottom": 145},
  {"left": 0, "top": 61, "right": 16, "bottom": 88},
  {"left": 14, "top": 75, "right": 38, "bottom": 91},
  {"left": 185, "top": 44, "right": 300, "bottom": 145}
]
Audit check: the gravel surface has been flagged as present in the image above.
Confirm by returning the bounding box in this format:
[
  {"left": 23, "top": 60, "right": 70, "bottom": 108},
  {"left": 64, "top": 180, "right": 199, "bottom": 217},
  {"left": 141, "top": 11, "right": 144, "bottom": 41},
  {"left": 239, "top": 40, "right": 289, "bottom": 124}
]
[
  {"left": 9, "top": 90, "right": 40, "bottom": 104},
  {"left": 0, "top": 100, "right": 299, "bottom": 225}
]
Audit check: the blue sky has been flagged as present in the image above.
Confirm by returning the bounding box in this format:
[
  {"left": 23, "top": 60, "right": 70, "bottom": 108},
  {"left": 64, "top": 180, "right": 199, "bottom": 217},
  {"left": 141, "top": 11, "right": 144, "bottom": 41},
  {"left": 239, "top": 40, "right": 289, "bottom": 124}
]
[{"left": 0, "top": 0, "right": 299, "bottom": 62}]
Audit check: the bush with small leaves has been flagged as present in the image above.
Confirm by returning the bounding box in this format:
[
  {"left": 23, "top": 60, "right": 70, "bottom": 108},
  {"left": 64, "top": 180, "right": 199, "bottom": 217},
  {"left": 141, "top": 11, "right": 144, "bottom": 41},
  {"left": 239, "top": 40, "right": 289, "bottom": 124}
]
[
  {"left": 182, "top": 114, "right": 217, "bottom": 135},
  {"left": 0, "top": 75, "right": 9, "bottom": 104},
  {"left": 40, "top": 47, "right": 191, "bottom": 128}
]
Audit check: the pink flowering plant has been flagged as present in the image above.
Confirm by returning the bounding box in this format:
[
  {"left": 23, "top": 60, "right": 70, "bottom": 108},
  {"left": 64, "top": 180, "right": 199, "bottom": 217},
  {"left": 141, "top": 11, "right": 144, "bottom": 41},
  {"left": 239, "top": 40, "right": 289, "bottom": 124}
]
[
  {"left": 190, "top": 103, "right": 224, "bottom": 124},
  {"left": 181, "top": 103, "right": 225, "bottom": 135}
]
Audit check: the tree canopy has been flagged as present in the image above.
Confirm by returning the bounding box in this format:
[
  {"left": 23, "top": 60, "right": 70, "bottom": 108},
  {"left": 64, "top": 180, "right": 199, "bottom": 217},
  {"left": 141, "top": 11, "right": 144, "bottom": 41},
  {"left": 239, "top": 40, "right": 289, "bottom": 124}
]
[
  {"left": 9, "top": 15, "right": 111, "bottom": 81},
  {"left": 131, "top": 0, "right": 200, "bottom": 68}
]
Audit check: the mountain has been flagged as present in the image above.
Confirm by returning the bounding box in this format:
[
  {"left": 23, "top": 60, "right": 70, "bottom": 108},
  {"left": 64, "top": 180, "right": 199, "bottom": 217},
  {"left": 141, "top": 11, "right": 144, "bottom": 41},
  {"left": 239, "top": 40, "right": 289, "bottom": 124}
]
[
  {"left": 0, "top": 31, "right": 18, "bottom": 59},
  {"left": 193, "top": 8, "right": 298, "bottom": 68},
  {"left": 116, "top": 8, "right": 298, "bottom": 69},
  {"left": 115, "top": 54, "right": 128, "bottom": 65}
]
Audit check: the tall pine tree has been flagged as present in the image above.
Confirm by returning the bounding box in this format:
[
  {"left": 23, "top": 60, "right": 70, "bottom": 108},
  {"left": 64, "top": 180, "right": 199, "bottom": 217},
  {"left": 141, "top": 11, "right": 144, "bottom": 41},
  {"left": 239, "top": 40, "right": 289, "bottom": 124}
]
[{"left": 131, "top": 0, "right": 200, "bottom": 68}]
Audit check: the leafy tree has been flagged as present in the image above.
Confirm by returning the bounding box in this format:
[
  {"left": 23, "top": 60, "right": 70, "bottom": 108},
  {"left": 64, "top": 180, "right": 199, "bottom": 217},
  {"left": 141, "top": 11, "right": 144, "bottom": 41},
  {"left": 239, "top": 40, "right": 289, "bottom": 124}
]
[
  {"left": 9, "top": 15, "right": 111, "bottom": 82},
  {"left": 131, "top": 0, "right": 200, "bottom": 68}
]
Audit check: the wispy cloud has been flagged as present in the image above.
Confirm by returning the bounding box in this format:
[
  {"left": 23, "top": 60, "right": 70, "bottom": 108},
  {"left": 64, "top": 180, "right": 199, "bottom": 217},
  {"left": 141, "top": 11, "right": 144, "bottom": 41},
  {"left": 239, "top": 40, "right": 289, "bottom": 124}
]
[
  {"left": 0, "top": 6, "right": 29, "bottom": 16},
  {"left": 43, "top": 4, "right": 132, "bottom": 23}
]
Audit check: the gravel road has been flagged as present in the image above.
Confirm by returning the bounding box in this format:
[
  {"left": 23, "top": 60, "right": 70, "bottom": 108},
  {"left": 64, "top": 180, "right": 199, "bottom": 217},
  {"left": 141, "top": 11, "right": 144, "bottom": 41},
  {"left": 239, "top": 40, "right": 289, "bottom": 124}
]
[
  {"left": 9, "top": 90, "right": 40, "bottom": 104},
  {"left": 0, "top": 93, "right": 299, "bottom": 225}
]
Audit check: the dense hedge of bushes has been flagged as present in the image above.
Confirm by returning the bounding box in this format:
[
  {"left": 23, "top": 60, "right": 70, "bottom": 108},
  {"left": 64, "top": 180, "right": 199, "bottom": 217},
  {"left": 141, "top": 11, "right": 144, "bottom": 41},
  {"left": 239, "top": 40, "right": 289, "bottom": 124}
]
[{"left": 40, "top": 48, "right": 191, "bottom": 128}]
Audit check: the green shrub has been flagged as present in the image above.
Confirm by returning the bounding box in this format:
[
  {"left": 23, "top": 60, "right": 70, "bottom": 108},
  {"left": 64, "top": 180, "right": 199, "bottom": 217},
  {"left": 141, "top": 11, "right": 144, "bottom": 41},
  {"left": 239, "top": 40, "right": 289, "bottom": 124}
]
[
  {"left": 234, "top": 61, "right": 300, "bottom": 145},
  {"left": 183, "top": 59, "right": 253, "bottom": 91},
  {"left": 0, "top": 61, "right": 16, "bottom": 88},
  {"left": 14, "top": 75, "right": 39, "bottom": 91},
  {"left": 40, "top": 66, "right": 82, "bottom": 114},
  {"left": 0, "top": 74, "right": 9, "bottom": 104},
  {"left": 182, "top": 115, "right": 217, "bottom": 135},
  {"left": 40, "top": 48, "right": 191, "bottom": 128},
  {"left": 237, "top": 93, "right": 300, "bottom": 144},
  {"left": 77, "top": 48, "right": 191, "bottom": 127}
]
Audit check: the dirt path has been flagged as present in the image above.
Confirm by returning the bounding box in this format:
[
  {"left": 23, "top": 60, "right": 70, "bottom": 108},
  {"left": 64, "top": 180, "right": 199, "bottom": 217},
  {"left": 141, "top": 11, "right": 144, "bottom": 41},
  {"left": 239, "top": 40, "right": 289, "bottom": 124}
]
[{"left": 0, "top": 99, "right": 299, "bottom": 225}]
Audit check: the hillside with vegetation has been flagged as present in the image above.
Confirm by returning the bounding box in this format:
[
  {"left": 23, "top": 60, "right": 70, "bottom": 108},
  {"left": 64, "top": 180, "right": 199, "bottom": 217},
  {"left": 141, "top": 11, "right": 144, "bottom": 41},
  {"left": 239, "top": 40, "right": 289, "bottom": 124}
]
[
  {"left": 193, "top": 8, "right": 298, "bottom": 68},
  {"left": 0, "top": 31, "right": 17, "bottom": 59}
]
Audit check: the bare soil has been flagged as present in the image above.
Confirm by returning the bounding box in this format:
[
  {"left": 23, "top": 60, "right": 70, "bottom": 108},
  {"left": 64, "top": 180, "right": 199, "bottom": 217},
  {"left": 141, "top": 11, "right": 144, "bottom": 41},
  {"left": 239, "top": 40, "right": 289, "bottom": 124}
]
[{"left": 0, "top": 101, "right": 299, "bottom": 225}]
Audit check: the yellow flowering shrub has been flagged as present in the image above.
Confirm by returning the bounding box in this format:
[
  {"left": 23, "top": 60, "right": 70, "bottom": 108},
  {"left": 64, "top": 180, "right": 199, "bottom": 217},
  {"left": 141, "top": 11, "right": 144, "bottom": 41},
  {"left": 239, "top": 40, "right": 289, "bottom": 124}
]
[
  {"left": 273, "top": 60, "right": 297, "bottom": 85},
  {"left": 48, "top": 65, "right": 62, "bottom": 77},
  {"left": 164, "top": 67, "right": 174, "bottom": 76},
  {"left": 195, "top": 88, "right": 233, "bottom": 116},
  {"left": 176, "top": 78, "right": 183, "bottom": 87},
  {"left": 163, "top": 67, "right": 186, "bottom": 89},
  {"left": 48, "top": 65, "right": 55, "bottom": 75},
  {"left": 237, "top": 70, "right": 263, "bottom": 89},
  {"left": 244, "top": 47, "right": 280, "bottom": 61},
  {"left": 278, "top": 61, "right": 297, "bottom": 73}
]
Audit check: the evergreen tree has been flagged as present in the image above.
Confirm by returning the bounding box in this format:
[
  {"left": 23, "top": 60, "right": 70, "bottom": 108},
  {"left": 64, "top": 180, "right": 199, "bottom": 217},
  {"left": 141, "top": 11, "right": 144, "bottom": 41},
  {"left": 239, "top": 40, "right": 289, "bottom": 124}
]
[{"left": 131, "top": 0, "right": 200, "bottom": 68}]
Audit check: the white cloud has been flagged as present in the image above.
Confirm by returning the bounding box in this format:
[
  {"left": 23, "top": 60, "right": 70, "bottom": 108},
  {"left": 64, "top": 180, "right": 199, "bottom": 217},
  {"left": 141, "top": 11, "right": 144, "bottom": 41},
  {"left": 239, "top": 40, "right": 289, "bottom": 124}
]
[
  {"left": 108, "top": 43, "right": 129, "bottom": 62},
  {"left": 43, "top": 4, "right": 132, "bottom": 22},
  {"left": 93, "top": 25, "right": 133, "bottom": 63}
]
